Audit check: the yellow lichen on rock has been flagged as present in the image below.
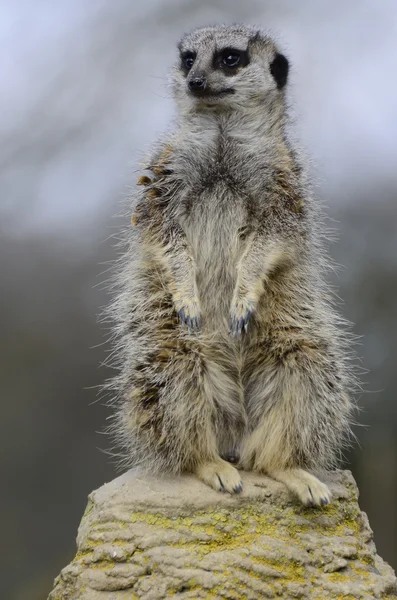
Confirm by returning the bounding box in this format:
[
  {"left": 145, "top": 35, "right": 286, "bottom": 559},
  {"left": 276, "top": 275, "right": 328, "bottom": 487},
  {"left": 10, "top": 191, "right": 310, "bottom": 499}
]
[{"left": 48, "top": 470, "right": 397, "bottom": 599}]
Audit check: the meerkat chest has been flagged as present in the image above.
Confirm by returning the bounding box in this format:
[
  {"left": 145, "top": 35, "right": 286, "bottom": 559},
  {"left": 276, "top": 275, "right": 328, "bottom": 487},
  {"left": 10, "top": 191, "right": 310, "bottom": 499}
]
[
  {"left": 178, "top": 183, "right": 249, "bottom": 288},
  {"left": 171, "top": 128, "right": 265, "bottom": 272},
  {"left": 180, "top": 182, "right": 245, "bottom": 314},
  {"left": 175, "top": 123, "right": 265, "bottom": 197},
  {"left": 177, "top": 140, "right": 261, "bottom": 242},
  {"left": 172, "top": 134, "right": 264, "bottom": 312}
]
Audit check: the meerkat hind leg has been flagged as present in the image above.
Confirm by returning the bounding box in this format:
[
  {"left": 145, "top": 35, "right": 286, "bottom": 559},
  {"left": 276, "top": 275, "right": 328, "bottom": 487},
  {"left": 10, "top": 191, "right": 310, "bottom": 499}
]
[
  {"left": 268, "top": 468, "right": 331, "bottom": 507},
  {"left": 196, "top": 458, "right": 243, "bottom": 494}
]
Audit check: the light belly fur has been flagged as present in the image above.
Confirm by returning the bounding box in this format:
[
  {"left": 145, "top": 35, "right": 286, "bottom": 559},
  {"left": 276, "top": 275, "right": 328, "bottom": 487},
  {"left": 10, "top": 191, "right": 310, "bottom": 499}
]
[{"left": 182, "top": 185, "right": 246, "bottom": 331}]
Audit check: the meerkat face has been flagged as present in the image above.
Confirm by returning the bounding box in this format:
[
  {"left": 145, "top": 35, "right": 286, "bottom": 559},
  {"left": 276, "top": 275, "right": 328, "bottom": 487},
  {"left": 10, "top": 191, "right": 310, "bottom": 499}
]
[{"left": 173, "top": 25, "right": 289, "bottom": 112}]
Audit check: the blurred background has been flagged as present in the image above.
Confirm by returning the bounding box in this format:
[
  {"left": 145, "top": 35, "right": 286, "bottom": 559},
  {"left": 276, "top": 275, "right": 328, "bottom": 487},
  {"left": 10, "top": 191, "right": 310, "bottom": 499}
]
[{"left": 1, "top": 1, "right": 396, "bottom": 598}]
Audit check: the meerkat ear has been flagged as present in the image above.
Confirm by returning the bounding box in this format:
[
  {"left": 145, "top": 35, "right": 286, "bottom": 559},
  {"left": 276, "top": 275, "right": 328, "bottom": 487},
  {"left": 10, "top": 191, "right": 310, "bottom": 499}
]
[{"left": 270, "top": 53, "right": 289, "bottom": 89}]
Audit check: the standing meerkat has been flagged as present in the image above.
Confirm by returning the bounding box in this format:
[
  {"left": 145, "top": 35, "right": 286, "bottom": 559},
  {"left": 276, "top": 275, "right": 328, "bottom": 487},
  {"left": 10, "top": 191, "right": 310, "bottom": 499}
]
[{"left": 106, "top": 24, "right": 356, "bottom": 507}]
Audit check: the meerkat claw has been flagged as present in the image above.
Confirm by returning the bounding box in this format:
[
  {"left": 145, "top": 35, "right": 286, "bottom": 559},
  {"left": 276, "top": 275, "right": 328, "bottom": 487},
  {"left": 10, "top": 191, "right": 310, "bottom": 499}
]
[
  {"left": 178, "top": 305, "right": 201, "bottom": 333},
  {"left": 244, "top": 310, "right": 252, "bottom": 332},
  {"left": 217, "top": 476, "right": 226, "bottom": 492},
  {"left": 237, "top": 317, "right": 244, "bottom": 337},
  {"left": 229, "top": 307, "right": 252, "bottom": 337}
]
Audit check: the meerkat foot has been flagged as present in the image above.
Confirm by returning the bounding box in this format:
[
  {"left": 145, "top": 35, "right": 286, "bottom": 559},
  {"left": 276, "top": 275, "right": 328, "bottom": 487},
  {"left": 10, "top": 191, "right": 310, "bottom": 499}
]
[
  {"left": 268, "top": 468, "right": 331, "bottom": 507},
  {"left": 196, "top": 459, "right": 243, "bottom": 494}
]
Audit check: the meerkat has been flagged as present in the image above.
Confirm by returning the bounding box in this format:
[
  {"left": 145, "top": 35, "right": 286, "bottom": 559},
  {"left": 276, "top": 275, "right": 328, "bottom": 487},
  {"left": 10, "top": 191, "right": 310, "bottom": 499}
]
[{"left": 106, "top": 24, "right": 356, "bottom": 507}]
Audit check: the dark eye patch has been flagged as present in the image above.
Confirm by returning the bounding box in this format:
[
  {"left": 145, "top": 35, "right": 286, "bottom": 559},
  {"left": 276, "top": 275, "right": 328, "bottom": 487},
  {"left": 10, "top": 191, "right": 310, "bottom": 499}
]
[
  {"left": 214, "top": 47, "right": 249, "bottom": 74},
  {"left": 180, "top": 51, "right": 196, "bottom": 73}
]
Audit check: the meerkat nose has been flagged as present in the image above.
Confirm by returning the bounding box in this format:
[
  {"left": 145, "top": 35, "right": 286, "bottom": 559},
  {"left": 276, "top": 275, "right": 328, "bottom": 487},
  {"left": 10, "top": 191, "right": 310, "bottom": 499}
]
[{"left": 189, "top": 76, "right": 207, "bottom": 92}]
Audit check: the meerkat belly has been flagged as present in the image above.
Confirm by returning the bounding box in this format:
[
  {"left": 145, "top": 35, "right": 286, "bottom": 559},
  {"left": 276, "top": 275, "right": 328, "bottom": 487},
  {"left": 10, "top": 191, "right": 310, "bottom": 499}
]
[{"left": 183, "top": 186, "right": 246, "bottom": 329}]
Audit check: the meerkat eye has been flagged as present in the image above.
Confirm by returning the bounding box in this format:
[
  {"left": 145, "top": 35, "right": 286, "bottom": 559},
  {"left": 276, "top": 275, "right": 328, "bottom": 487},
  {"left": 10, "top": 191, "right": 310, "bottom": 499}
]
[
  {"left": 221, "top": 51, "right": 241, "bottom": 68},
  {"left": 215, "top": 48, "right": 248, "bottom": 72},
  {"left": 181, "top": 52, "right": 196, "bottom": 72}
]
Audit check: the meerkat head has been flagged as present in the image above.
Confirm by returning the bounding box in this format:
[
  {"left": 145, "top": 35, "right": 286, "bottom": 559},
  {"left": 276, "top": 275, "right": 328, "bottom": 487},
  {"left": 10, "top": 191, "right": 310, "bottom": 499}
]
[{"left": 172, "top": 24, "right": 289, "bottom": 113}]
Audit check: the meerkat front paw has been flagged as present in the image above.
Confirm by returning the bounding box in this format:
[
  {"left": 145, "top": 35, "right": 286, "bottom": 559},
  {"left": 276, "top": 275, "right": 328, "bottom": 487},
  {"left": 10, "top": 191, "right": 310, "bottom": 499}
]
[
  {"left": 229, "top": 296, "right": 254, "bottom": 337},
  {"left": 175, "top": 298, "right": 201, "bottom": 333},
  {"left": 196, "top": 459, "right": 243, "bottom": 494}
]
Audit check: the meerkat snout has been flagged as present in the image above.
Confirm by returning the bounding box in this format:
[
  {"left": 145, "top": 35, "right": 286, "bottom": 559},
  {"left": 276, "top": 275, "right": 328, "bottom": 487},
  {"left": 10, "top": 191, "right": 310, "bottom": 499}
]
[{"left": 188, "top": 75, "right": 207, "bottom": 92}]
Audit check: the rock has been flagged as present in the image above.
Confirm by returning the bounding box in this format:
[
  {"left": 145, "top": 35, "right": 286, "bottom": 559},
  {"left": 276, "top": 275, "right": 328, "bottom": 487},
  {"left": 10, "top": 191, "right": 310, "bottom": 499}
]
[{"left": 48, "top": 470, "right": 397, "bottom": 599}]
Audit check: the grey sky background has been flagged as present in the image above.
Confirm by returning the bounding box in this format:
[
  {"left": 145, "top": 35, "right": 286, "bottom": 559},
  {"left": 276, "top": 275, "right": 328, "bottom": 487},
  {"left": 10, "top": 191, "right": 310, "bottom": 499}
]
[{"left": 1, "top": 0, "right": 397, "bottom": 236}]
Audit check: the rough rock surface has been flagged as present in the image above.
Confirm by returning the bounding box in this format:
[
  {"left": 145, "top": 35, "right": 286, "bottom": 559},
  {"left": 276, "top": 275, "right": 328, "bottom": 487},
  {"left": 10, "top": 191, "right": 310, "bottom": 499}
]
[{"left": 49, "top": 470, "right": 397, "bottom": 599}]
